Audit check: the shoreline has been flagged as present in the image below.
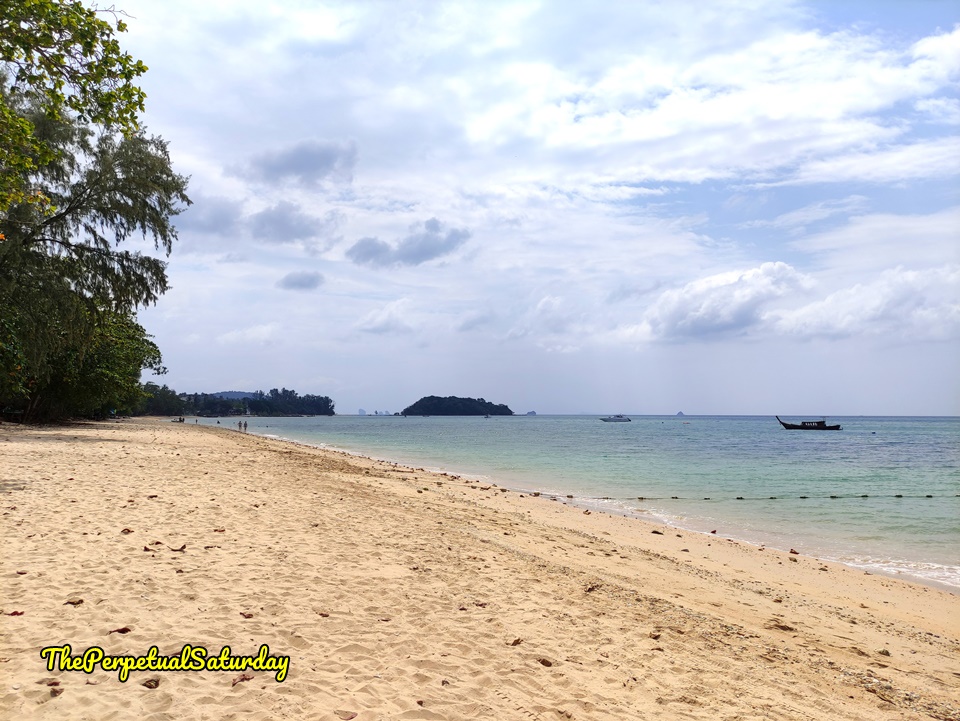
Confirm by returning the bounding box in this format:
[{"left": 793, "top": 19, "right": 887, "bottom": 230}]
[
  {"left": 246, "top": 422, "right": 960, "bottom": 595},
  {"left": 2, "top": 418, "right": 958, "bottom": 720}
]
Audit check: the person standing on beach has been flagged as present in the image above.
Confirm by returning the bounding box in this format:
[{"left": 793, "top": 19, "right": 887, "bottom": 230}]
[
  {"left": 238, "top": 420, "right": 243, "bottom": 431},
  {"left": 243, "top": 421, "right": 248, "bottom": 432}
]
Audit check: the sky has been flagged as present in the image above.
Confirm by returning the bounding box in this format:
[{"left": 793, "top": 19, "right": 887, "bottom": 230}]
[{"left": 117, "top": 0, "right": 959, "bottom": 415}]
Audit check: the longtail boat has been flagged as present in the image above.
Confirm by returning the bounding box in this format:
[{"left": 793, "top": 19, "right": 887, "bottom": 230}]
[{"left": 776, "top": 416, "right": 842, "bottom": 431}]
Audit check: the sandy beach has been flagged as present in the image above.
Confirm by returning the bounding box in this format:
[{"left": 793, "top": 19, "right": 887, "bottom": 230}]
[{"left": 1, "top": 419, "right": 957, "bottom": 720}]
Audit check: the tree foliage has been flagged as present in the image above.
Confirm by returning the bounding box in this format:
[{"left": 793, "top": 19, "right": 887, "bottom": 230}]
[
  {"left": 2, "top": 90, "right": 189, "bottom": 310},
  {"left": 248, "top": 388, "right": 335, "bottom": 416},
  {"left": 23, "top": 308, "right": 164, "bottom": 419},
  {"left": 0, "top": 72, "right": 189, "bottom": 422},
  {"left": 401, "top": 395, "right": 513, "bottom": 416},
  {"left": 137, "top": 381, "right": 184, "bottom": 416},
  {"left": 1, "top": 0, "right": 147, "bottom": 211},
  {"left": 0, "top": 313, "right": 29, "bottom": 402},
  {"left": 166, "top": 388, "right": 336, "bottom": 417}
]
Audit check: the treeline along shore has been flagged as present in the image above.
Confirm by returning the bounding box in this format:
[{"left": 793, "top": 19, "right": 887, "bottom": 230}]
[
  {"left": 137, "top": 385, "right": 335, "bottom": 417},
  {"left": 1, "top": 418, "right": 958, "bottom": 720}
]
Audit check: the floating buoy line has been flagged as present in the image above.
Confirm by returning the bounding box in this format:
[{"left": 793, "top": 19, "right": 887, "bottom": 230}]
[{"left": 452, "top": 483, "right": 957, "bottom": 503}]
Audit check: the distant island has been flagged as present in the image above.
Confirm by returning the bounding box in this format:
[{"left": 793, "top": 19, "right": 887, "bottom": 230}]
[
  {"left": 402, "top": 396, "right": 514, "bottom": 416},
  {"left": 212, "top": 390, "right": 259, "bottom": 400}
]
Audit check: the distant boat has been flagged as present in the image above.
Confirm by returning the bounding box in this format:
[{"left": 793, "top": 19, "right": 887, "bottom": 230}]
[
  {"left": 776, "top": 416, "right": 842, "bottom": 431},
  {"left": 600, "top": 414, "right": 631, "bottom": 422}
]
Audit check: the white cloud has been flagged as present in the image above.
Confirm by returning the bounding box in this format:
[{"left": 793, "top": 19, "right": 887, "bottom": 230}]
[
  {"left": 456, "top": 310, "right": 496, "bottom": 332},
  {"left": 613, "top": 261, "right": 960, "bottom": 345},
  {"left": 773, "top": 266, "right": 960, "bottom": 340},
  {"left": 114, "top": 1, "right": 960, "bottom": 414},
  {"left": 216, "top": 323, "right": 279, "bottom": 345},
  {"left": 796, "top": 206, "right": 960, "bottom": 272},
  {"left": 776, "top": 137, "right": 960, "bottom": 186},
  {"left": 126, "top": 2, "right": 960, "bottom": 200},
  {"left": 741, "top": 195, "right": 869, "bottom": 231},
  {"left": 911, "top": 25, "right": 960, "bottom": 80},
  {"left": 530, "top": 295, "right": 578, "bottom": 336},
  {"left": 355, "top": 299, "right": 415, "bottom": 334},
  {"left": 449, "top": 22, "right": 960, "bottom": 186},
  {"left": 916, "top": 97, "right": 960, "bottom": 125},
  {"left": 626, "top": 262, "right": 813, "bottom": 341}
]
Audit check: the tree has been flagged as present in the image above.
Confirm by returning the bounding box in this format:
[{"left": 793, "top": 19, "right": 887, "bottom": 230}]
[
  {"left": 27, "top": 308, "right": 164, "bottom": 419},
  {"left": 0, "top": 80, "right": 189, "bottom": 421},
  {"left": 1, "top": 0, "right": 147, "bottom": 211},
  {"left": 135, "top": 381, "right": 184, "bottom": 416},
  {"left": 244, "top": 388, "right": 335, "bottom": 416},
  {"left": 1, "top": 92, "right": 189, "bottom": 310},
  {"left": 0, "top": 313, "right": 28, "bottom": 404}
]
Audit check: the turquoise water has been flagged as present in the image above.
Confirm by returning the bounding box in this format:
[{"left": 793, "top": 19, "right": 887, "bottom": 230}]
[{"left": 205, "top": 415, "right": 959, "bottom": 590}]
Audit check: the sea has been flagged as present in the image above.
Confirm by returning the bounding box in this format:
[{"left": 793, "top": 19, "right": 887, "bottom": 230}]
[{"left": 200, "top": 415, "right": 960, "bottom": 592}]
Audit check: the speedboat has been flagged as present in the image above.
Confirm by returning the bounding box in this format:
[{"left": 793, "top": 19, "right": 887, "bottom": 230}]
[{"left": 600, "top": 414, "right": 631, "bottom": 422}]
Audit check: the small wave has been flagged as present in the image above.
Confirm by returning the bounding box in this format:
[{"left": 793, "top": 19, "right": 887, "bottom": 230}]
[{"left": 840, "top": 557, "right": 960, "bottom": 592}]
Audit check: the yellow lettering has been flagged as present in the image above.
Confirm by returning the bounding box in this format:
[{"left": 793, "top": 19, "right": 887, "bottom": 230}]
[
  {"left": 187, "top": 645, "right": 206, "bottom": 671},
  {"left": 40, "top": 645, "right": 69, "bottom": 671},
  {"left": 275, "top": 655, "right": 289, "bottom": 682},
  {"left": 82, "top": 647, "right": 104, "bottom": 673},
  {"left": 37, "top": 642, "right": 288, "bottom": 683},
  {"left": 141, "top": 646, "right": 157, "bottom": 671},
  {"left": 65, "top": 651, "right": 84, "bottom": 672},
  {"left": 117, "top": 657, "right": 136, "bottom": 682}
]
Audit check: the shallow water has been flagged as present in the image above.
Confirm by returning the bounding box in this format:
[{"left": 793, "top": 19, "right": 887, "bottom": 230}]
[{"left": 205, "top": 415, "right": 959, "bottom": 590}]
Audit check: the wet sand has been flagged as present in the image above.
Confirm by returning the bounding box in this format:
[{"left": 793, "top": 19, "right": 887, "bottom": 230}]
[{"left": 1, "top": 419, "right": 958, "bottom": 720}]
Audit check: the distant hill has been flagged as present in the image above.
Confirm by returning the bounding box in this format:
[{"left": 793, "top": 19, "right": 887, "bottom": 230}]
[
  {"left": 213, "top": 391, "right": 258, "bottom": 399},
  {"left": 402, "top": 396, "right": 514, "bottom": 416}
]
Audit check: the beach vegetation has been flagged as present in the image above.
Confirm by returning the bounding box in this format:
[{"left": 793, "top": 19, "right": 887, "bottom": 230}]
[
  {"left": 0, "top": 313, "right": 29, "bottom": 403},
  {"left": 177, "top": 393, "right": 240, "bottom": 418},
  {"left": 137, "top": 381, "right": 185, "bottom": 416},
  {"left": 246, "top": 388, "right": 335, "bottom": 416},
  {"left": 156, "top": 388, "right": 336, "bottom": 417},
  {"left": 0, "top": 0, "right": 147, "bottom": 211},
  {"left": 25, "top": 308, "right": 164, "bottom": 420},
  {"left": 0, "top": 18, "right": 190, "bottom": 422}
]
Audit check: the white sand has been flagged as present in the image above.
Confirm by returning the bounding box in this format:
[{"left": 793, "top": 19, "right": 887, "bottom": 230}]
[{"left": 1, "top": 419, "right": 958, "bottom": 720}]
